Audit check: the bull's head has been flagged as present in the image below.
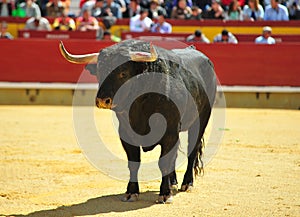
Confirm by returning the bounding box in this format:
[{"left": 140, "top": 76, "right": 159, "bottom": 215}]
[{"left": 59, "top": 41, "right": 158, "bottom": 111}]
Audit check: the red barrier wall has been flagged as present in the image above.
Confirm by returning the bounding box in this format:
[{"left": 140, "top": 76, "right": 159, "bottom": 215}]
[
  {"left": 0, "top": 39, "right": 299, "bottom": 86},
  {"left": 195, "top": 43, "right": 300, "bottom": 86},
  {"left": 0, "top": 39, "right": 112, "bottom": 83}
]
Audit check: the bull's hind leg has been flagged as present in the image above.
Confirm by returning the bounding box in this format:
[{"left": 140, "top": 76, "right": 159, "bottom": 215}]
[
  {"left": 156, "top": 133, "right": 179, "bottom": 204},
  {"left": 180, "top": 136, "right": 202, "bottom": 192},
  {"left": 181, "top": 109, "right": 211, "bottom": 192},
  {"left": 121, "top": 139, "right": 141, "bottom": 202}
]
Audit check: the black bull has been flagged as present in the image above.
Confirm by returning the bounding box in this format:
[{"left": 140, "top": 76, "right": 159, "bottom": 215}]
[{"left": 60, "top": 39, "right": 216, "bottom": 203}]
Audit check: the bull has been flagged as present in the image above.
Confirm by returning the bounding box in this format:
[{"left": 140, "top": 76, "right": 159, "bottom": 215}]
[{"left": 59, "top": 39, "right": 216, "bottom": 203}]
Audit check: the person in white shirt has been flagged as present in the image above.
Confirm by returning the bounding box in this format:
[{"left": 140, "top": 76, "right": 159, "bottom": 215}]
[
  {"left": 255, "top": 26, "right": 276, "bottom": 44},
  {"left": 130, "top": 8, "right": 153, "bottom": 32},
  {"left": 0, "top": 21, "right": 13, "bottom": 39},
  {"left": 19, "top": 0, "right": 41, "bottom": 18},
  {"left": 213, "top": 29, "right": 238, "bottom": 44},
  {"left": 25, "top": 16, "right": 52, "bottom": 31},
  {"left": 186, "top": 30, "right": 210, "bottom": 43}
]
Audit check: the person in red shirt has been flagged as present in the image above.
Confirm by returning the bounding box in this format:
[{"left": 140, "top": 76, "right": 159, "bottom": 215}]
[{"left": 76, "top": 8, "right": 99, "bottom": 31}]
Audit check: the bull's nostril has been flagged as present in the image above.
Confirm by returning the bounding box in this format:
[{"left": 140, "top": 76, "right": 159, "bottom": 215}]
[
  {"left": 96, "top": 97, "right": 112, "bottom": 108},
  {"left": 105, "top": 98, "right": 111, "bottom": 105}
]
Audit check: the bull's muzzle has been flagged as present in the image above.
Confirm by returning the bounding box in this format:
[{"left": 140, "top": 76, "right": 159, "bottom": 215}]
[{"left": 96, "top": 97, "right": 114, "bottom": 109}]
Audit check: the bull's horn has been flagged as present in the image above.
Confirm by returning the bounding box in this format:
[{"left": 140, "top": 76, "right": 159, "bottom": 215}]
[
  {"left": 130, "top": 43, "right": 158, "bottom": 62},
  {"left": 59, "top": 41, "right": 98, "bottom": 64}
]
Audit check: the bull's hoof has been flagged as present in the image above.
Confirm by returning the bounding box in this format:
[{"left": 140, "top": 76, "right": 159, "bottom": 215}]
[
  {"left": 180, "top": 184, "right": 193, "bottom": 192},
  {"left": 170, "top": 184, "right": 178, "bottom": 195},
  {"left": 121, "top": 193, "right": 139, "bottom": 202},
  {"left": 155, "top": 195, "right": 173, "bottom": 204}
]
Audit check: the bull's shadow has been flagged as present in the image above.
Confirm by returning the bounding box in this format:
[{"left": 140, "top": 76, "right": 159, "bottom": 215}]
[{"left": 9, "top": 191, "right": 158, "bottom": 217}]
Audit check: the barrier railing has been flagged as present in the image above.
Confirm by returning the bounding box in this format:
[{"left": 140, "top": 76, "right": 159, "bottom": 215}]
[{"left": 18, "top": 30, "right": 97, "bottom": 39}]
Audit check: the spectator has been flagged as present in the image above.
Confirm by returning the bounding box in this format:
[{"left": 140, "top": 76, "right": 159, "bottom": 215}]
[
  {"left": 102, "top": 13, "right": 118, "bottom": 31},
  {"left": 222, "top": 0, "right": 245, "bottom": 9},
  {"left": 102, "top": 30, "right": 121, "bottom": 42},
  {"left": 0, "top": 21, "right": 13, "bottom": 39},
  {"left": 163, "top": 0, "right": 175, "bottom": 17},
  {"left": 80, "top": 0, "right": 122, "bottom": 19},
  {"left": 80, "top": 0, "right": 107, "bottom": 18},
  {"left": 81, "top": 0, "right": 116, "bottom": 30},
  {"left": 80, "top": 0, "right": 98, "bottom": 16},
  {"left": 287, "top": 0, "right": 300, "bottom": 19},
  {"left": 172, "top": 0, "right": 193, "bottom": 8},
  {"left": 225, "top": 0, "right": 243, "bottom": 20},
  {"left": 60, "top": 0, "right": 70, "bottom": 14},
  {"left": 202, "top": 0, "right": 224, "bottom": 19},
  {"left": 123, "top": 0, "right": 141, "bottom": 18},
  {"left": 264, "top": 0, "right": 289, "bottom": 20},
  {"left": 171, "top": 0, "right": 192, "bottom": 19},
  {"left": 79, "top": 0, "right": 89, "bottom": 9},
  {"left": 186, "top": 30, "right": 210, "bottom": 43},
  {"left": 255, "top": 26, "right": 276, "bottom": 44},
  {"left": 115, "top": 0, "right": 127, "bottom": 15},
  {"left": 148, "top": 0, "right": 167, "bottom": 19},
  {"left": 139, "top": 0, "right": 151, "bottom": 9},
  {"left": 193, "top": 0, "right": 212, "bottom": 12},
  {"left": 213, "top": 29, "right": 238, "bottom": 44},
  {"left": 189, "top": 6, "right": 202, "bottom": 20},
  {"left": 103, "top": 0, "right": 122, "bottom": 18},
  {"left": 46, "top": 0, "right": 65, "bottom": 17},
  {"left": 129, "top": 8, "right": 153, "bottom": 32},
  {"left": 92, "top": 0, "right": 105, "bottom": 17},
  {"left": 76, "top": 9, "right": 100, "bottom": 31},
  {"left": 263, "top": 0, "right": 271, "bottom": 8},
  {"left": 25, "top": 16, "right": 52, "bottom": 31},
  {"left": 151, "top": 10, "right": 172, "bottom": 33},
  {"left": 80, "top": 0, "right": 117, "bottom": 30},
  {"left": 243, "top": 0, "right": 264, "bottom": 21},
  {"left": 39, "top": 0, "right": 48, "bottom": 16},
  {"left": 52, "top": 9, "right": 76, "bottom": 30},
  {"left": 19, "top": 0, "right": 41, "bottom": 17},
  {"left": 167, "top": 0, "right": 193, "bottom": 16},
  {"left": 0, "top": 0, "right": 14, "bottom": 16},
  {"left": 12, "top": 0, "right": 26, "bottom": 17}
]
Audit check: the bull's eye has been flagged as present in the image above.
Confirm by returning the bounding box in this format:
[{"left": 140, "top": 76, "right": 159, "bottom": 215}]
[{"left": 119, "top": 71, "right": 128, "bottom": 79}]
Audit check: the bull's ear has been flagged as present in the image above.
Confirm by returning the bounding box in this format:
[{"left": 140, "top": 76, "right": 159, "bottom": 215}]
[{"left": 85, "top": 64, "right": 97, "bottom": 76}]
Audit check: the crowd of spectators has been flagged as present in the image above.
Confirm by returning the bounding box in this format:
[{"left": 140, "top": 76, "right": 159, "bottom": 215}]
[
  {"left": 0, "top": 0, "right": 299, "bottom": 41},
  {"left": 0, "top": 0, "right": 299, "bottom": 20}
]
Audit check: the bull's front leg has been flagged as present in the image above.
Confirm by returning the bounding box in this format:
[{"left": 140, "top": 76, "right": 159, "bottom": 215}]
[
  {"left": 120, "top": 138, "right": 140, "bottom": 202},
  {"left": 157, "top": 133, "right": 179, "bottom": 204}
]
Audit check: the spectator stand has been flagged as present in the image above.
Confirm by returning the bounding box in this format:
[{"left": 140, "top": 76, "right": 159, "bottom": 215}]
[{"left": 1, "top": 17, "right": 300, "bottom": 41}]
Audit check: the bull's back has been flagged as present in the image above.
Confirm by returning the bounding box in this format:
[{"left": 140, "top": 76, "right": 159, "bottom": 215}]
[{"left": 172, "top": 46, "right": 216, "bottom": 107}]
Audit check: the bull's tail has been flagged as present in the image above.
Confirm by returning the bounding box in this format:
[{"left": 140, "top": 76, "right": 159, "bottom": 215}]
[{"left": 194, "top": 137, "right": 205, "bottom": 177}]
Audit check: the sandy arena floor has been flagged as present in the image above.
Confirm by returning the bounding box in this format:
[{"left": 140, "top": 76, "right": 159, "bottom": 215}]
[{"left": 0, "top": 106, "right": 299, "bottom": 217}]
